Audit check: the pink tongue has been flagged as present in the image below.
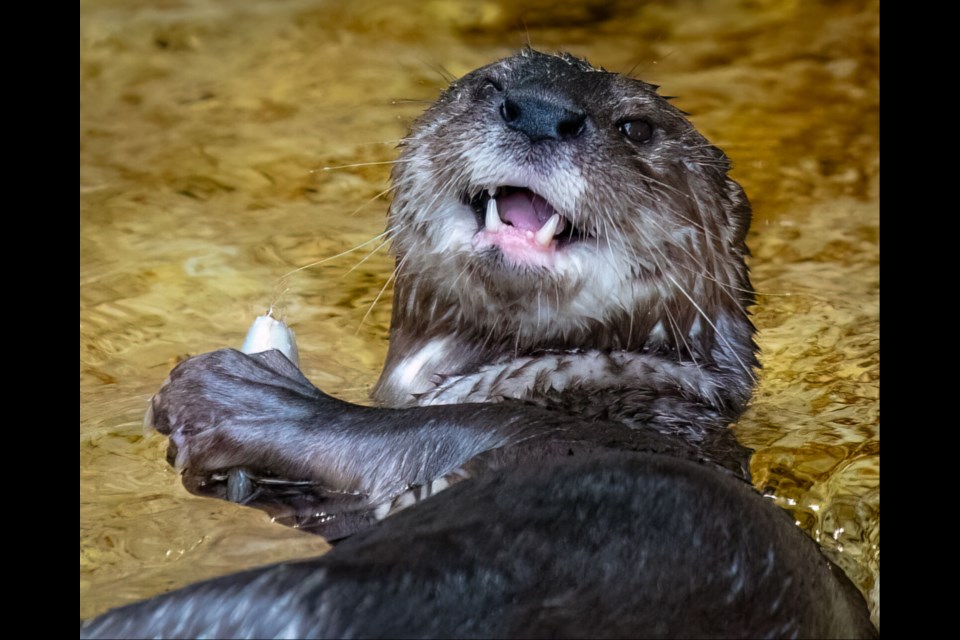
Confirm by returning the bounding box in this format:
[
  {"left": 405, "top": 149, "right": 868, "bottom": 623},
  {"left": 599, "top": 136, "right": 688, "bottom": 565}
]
[{"left": 498, "top": 191, "right": 558, "bottom": 231}]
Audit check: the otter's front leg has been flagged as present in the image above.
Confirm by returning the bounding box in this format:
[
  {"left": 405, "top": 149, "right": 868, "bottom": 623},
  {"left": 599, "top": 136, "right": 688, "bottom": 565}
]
[{"left": 146, "top": 348, "right": 590, "bottom": 537}]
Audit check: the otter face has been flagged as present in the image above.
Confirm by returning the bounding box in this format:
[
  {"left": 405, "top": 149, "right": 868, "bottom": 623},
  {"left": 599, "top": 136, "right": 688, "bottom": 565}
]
[{"left": 384, "top": 50, "right": 755, "bottom": 387}]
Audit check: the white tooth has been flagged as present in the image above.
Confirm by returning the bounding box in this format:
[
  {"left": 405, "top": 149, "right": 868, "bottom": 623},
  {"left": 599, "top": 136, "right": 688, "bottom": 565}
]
[
  {"left": 487, "top": 187, "right": 496, "bottom": 197},
  {"left": 485, "top": 196, "right": 501, "bottom": 232},
  {"left": 535, "top": 213, "right": 561, "bottom": 247}
]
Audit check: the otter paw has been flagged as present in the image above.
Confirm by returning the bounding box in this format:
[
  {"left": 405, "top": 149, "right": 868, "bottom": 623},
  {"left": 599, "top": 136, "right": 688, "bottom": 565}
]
[{"left": 144, "top": 348, "right": 319, "bottom": 475}]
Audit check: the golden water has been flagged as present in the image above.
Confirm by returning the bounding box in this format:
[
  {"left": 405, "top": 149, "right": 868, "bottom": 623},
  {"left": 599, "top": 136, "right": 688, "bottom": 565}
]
[{"left": 80, "top": 0, "right": 879, "bottom": 626}]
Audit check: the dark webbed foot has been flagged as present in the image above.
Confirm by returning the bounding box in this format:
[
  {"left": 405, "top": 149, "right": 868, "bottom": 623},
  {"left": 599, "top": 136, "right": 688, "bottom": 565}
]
[{"left": 182, "top": 468, "right": 379, "bottom": 541}]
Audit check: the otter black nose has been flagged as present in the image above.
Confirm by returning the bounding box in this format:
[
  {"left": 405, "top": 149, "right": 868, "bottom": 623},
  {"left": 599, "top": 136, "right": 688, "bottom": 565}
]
[{"left": 500, "top": 92, "right": 587, "bottom": 142}]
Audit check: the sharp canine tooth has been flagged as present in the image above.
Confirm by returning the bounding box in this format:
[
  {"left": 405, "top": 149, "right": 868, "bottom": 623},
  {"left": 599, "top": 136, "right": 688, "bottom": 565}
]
[
  {"left": 535, "top": 213, "right": 561, "bottom": 247},
  {"left": 487, "top": 187, "right": 496, "bottom": 197},
  {"left": 485, "top": 196, "right": 501, "bottom": 232}
]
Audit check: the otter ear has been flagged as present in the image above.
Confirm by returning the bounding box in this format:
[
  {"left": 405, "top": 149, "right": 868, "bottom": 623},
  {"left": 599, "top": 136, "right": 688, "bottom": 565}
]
[{"left": 722, "top": 176, "right": 753, "bottom": 249}]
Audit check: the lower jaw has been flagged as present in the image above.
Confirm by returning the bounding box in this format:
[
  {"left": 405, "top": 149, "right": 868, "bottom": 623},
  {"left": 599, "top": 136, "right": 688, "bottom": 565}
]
[{"left": 472, "top": 228, "right": 559, "bottom": 270}]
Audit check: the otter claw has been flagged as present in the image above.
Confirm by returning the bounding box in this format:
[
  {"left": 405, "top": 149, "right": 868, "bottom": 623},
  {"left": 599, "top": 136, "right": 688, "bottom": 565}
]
[
  {"left": 226, "top": 468, "right": 255, "bottom": 503},
  {"left": 143, "top": 376, "right": 170, "bottom": 434},
  {"left": 170, "top": 432, "right": 190, "bottom": 471},
  {"left": 142, "top": 398, "right": 155, "bottom": 434}
]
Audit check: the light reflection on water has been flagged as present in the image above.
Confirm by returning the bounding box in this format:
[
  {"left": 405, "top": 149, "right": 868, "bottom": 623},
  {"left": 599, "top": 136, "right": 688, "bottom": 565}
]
[{"left": 80, "top": 0, "right": 879, "bottom": 626}]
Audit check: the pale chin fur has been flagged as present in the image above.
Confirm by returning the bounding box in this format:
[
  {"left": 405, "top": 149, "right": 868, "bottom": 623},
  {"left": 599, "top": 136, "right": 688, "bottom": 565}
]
[
  {"left": 390, "top": 145, "right": 650, "bottom": 340},
  {"left": 412, "top": 203, "right": 635, "bottom": 311}
]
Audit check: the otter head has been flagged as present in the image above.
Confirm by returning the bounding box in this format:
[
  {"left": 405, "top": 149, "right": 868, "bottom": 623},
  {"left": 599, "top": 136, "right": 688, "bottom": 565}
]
[{"left": 376, "top": 49, "right": 757, "bottom": 407}]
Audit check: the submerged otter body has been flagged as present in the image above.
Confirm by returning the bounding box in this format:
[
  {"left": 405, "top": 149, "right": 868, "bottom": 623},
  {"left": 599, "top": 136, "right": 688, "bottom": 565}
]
[{"left": 81, "top": 50, "right": 876, "bottom": 638}]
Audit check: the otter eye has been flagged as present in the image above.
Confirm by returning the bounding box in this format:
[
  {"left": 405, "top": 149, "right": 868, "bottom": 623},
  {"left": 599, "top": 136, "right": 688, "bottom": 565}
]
[{"left": 620, "top": 119, "right": 653, "bottom": 144}]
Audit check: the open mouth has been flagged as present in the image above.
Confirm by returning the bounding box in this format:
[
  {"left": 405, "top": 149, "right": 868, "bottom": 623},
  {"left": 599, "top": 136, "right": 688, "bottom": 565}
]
[{"left": 464, "top": 187, "right": 588, "bottom": 250}]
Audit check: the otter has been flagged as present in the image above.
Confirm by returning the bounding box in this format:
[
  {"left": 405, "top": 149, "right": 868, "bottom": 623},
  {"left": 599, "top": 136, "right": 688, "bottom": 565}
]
[{"left": 81, "top": 50, "right": 877, "bottom": 638}]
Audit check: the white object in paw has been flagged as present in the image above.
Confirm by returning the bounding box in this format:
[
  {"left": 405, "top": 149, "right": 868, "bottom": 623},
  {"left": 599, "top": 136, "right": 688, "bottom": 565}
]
[{"left": 240, "top": 312, "right": 300, "bottom": 367}]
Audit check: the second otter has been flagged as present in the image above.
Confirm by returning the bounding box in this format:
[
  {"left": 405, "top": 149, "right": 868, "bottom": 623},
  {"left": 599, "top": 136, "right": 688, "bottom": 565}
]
[{"left": 81, "top": 50, "right": 876, "bottom": 638}]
